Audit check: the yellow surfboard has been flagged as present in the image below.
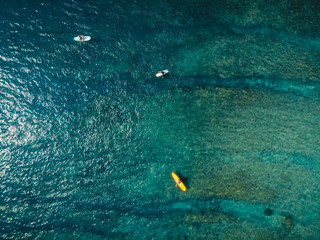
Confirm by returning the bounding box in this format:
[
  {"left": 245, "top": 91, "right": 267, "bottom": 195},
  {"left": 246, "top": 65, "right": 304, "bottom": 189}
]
[{"left": 171, "top": 172, "right": 186, "bottom": 192}]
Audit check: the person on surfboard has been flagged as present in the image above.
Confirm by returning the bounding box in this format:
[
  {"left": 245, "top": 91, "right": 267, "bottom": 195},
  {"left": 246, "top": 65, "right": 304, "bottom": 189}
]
[
  {"left": 156, "top": 70, "right": 167, "bottom": 78},
  {"left": 78, "top": 35, "right": 84, "bottom": 42},
  {"left": 175, "top": 179, "right": 181, "bottom": 187}
]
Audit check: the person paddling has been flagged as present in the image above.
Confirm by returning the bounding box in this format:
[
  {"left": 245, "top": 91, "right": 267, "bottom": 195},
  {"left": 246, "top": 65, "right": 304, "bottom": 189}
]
[
  {"left": 78, "top": 35, "right": 84, "bottom": 42},
  {"left": 175, "top": 179, "right": 181, "bottom": 187},
  {"left": 156, "top": 70, "right": 169, "bottom": 78}
]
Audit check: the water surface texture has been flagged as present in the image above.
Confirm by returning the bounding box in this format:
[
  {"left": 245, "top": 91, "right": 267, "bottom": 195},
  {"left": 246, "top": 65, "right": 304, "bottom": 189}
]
[{"left": 1, "top": 0, "right": 320, "bottom": 239}]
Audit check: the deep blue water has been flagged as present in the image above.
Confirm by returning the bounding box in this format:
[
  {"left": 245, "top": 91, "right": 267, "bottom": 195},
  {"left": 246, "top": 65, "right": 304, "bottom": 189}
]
[{"left": 1, "top": 0, "right": 320, "bottom": 239}]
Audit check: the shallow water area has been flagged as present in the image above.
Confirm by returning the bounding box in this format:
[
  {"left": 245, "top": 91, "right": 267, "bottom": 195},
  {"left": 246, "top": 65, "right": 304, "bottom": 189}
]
[{"left": 1, "top": 0, "right": 320, "bottom": 239}]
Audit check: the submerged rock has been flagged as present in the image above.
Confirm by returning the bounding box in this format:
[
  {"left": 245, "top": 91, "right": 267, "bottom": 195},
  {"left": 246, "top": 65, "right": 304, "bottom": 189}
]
[{"left": 264, "top": 208, "right": 273, "bottom": 216}]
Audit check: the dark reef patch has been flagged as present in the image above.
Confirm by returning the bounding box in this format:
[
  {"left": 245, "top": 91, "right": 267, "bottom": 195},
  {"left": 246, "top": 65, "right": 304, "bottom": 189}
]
[{"left": 264, "top": 208, "right": 273, "bottom": 216}]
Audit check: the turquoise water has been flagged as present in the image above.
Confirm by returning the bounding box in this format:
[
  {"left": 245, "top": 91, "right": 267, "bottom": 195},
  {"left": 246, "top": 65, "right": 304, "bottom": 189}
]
[{"left": 1, "top": 0, "right": 320, "bottom": 239}]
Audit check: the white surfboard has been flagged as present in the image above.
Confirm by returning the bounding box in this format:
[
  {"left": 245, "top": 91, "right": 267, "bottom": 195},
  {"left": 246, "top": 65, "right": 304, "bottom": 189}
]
[
  {"left": 156, "top": 70, "right": 169, "bottom": 77},
  {"left": 74, "top": 36, "right": 91, "bottom": 42}
]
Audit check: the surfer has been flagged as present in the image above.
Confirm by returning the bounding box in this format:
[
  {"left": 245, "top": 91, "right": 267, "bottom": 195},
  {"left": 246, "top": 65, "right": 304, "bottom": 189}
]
[
  {"left": 74, "top": 35, "right": 91, "bottom": 42},
  {"left": 78, "top": 35, "right": 84, "bottom": 42},
  {"left": 175, "top": 179, "right": 181, "bottom": 187},
  {"left": 159, "top": 71, "right": 166, "bottom": 77},
  {"left": 171, "top": 172, "right": 186, "bottom": 191},
  {"left": 156, "top": 70, "right": 169, "bottom": 78}
]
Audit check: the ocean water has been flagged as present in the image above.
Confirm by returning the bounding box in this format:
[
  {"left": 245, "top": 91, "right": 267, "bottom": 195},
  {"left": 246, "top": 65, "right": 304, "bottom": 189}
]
[{"left": 1, "top": 0, "right": 320, "bottom": 239}]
